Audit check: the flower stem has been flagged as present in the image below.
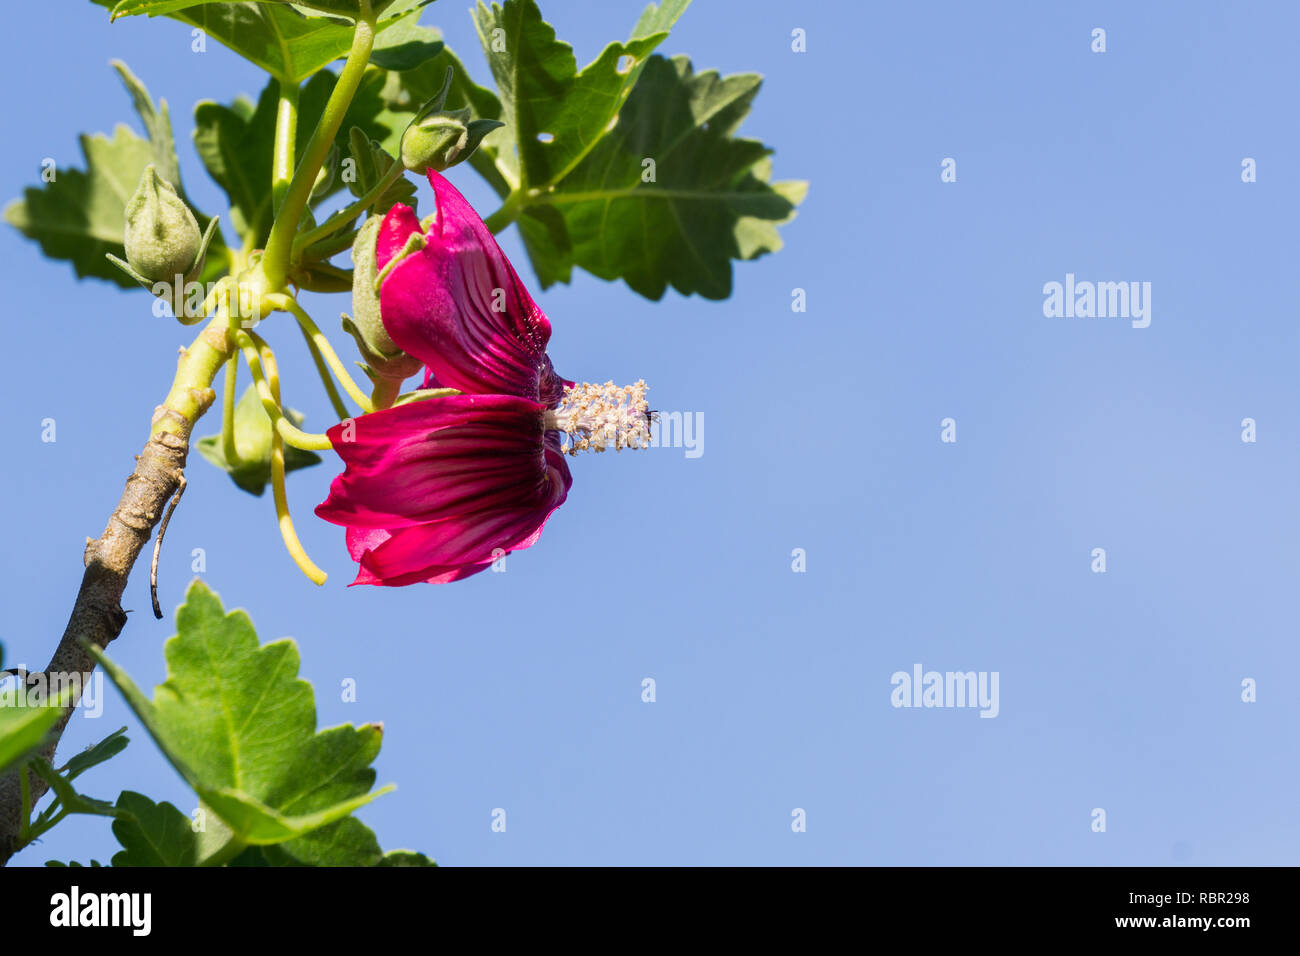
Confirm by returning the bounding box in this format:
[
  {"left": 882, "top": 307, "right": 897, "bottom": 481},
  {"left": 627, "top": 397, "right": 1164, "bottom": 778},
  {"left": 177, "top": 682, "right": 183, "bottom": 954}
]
[
  {"left": 232, "top": 330, "right": 336, "bottom": 452},
  {"left": 261, "top": 3, "right": 376, "bottom": 290},
  {"left": 293, "top": 159, "right": 405, "bottom": 255},
  {"left": 272, "top": 80, "right": 300, "bottom": 212},
  {"left": 265, "top": 293, "right": 374, "bottom": 412},
  {"left": 221, "top": 350, "right": 241, "bottom": 465},
  {"left": 296, "top": 318, "right": 351, "bottom": 420},
  {"left": 483, "top": 190, "right": 525, "bottom": 234},
  {"left": 247, "top": 332, "right": 328, "bottom": 586},
  {"left": 297, "top": 226, "right": 360, "bottom": 262},
  {"left": 292, "top": 261, "right": 354, "bottom": 293},
  {"left": 371, "top": 376, "right": 402, "bottom": 411}
]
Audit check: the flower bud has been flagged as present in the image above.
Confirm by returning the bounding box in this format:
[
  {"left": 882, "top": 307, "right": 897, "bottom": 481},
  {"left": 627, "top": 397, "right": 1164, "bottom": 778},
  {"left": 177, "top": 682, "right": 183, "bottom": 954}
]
[
  {"left": 343, "top": 214, "right": 422, "bottom": 382},
  {"left": 401, "top": 109, "right": 503, "bottom": 174},
  {"left": 123, "top": 165, "right": 201, "bottom": 282}
]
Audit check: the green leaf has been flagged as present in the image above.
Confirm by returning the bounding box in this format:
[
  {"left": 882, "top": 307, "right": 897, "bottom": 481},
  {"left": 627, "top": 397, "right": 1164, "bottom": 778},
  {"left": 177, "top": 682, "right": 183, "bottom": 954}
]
[
  {"left": 109, "top": 791, "right": 200, "bottom": 866},
  {"left": 378, "top": 849, "right": 438, "bottom": 866},
  {"left": 471, "top": 0, "right": 687, "bottom": 192},
  {"left": 92, "top": 580, "right": 395, "bottom": 848},
  {"left": 196, "top": 385, "right": 322, "bottom": 496},
  {"left": 101, "top": 0, "right": 434, "bottom": 84},
  {"left": 381, "top": 0, "right": 802, "bottom": 300},
  {"left": 378, "top": 44, "right": 510, "bottom": 196},
  {"left": 59, "top": 727, "right": 129, "bottom": 782},
  {"left": 192, "top": 95, "right": 273, "bottom": 248},
  {"left": 290, "top": 0, "right": 421, "bottom": 17},
  {"left": 21, "top": 726, "right": 127, "bottom": 846},
  {"left": 0, "top": 684, "right": 63, "bottom": 774},
  {"left": 193, "top": 69, "right": 409, "bottom": 247},
  {"left": 369, "top": 15, "right": 443, "bottom": 71},
  {"left": 198, "top": 774, "right": 391, "bottom": 845},
  {"left": 258, "top": 816, "right": 379, "bottom": 865},
  {"left": 340, "top": 124, "right": 417, "bottom": 217},
  {"left": 5, "top": 130, "right": 154, "bottom": 288},
  {"left": 109, "top": 0, "right": 418, "bottom": 20},
  {"left": 46, "top": 859, "right": 107, "bottom": 867},
  {"left": 516, "top": 54, "right": 806, "bottom": 300},
  {"left": 110, "top": 60, "right": 182, "bottom": 189},
  {"left": 5, "top": 59, "right": 228, "bottom": 286},
  {"left": 28, "top": 758, "right": 124, "bottom": 822}
]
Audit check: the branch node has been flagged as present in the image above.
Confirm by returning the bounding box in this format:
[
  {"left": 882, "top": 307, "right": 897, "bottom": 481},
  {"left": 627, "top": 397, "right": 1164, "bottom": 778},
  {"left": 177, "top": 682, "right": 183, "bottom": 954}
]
[
  {"left": 202, "top": 324, "right": 231, "bottom": 352},
  {"left": 190, "top": 386, "right": 217, "bottom": 415},
  {"left": 150, "top": 404, "right": 190, "bottom": 432}
]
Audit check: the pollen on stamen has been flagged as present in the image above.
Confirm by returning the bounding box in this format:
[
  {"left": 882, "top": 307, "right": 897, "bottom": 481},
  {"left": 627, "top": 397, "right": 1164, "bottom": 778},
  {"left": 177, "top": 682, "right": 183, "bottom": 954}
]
[{"left": 546, "top": 380, "right": 653, "bottom": 456}]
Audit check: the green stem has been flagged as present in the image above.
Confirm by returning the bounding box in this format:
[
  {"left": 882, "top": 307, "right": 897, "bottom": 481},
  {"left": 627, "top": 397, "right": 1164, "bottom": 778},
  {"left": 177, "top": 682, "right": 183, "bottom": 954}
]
[
  {"left": 265, "top": 293, "right": 374, "bottom": 412},
  {"left": 200, "top": 835, "right": 248, "bottom": 868},
  {"left": 293, "top": 159, "right": 405, "bottom": 255},
  {"left": 233, "top": 330, "right": 336, "bottom": 452},
  {"left": 298, "top": 227, "right": 360, "bottom": 262},
  {"left": 297, "top": 260, "right": 354, "bottom": 286},
  {"left": 261, "top": 4, "right": 376, "bottom": 289},
  {"left": 247, "top": 332, "right": 328, "bottom": 586},
  {"left": 370, "top": 376, "right": 402, "bottom": 411},
  {"left": 153, "top": 315, "right": 233, "bottom": 444},
  {"left": 483, "top": 190, "right": 525, "bottom": 234},
  {"left": 221, "top": 350, "right": 241, "bottom": 465},
  {"left": 296, "top": 319, "right": 351, "bottom": 420},
  {"left": 292, "top": 269, "right": 354, "bottom": 294},
  {"left": 272, "top": 80, "right": 300, "bottom": 212}
]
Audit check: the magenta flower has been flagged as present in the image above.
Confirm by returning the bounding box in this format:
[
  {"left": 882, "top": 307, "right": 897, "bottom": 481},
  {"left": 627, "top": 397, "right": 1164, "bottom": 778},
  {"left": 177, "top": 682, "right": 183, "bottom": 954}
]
[
  {"left": 373, "top": 173, "right": 566, "bottom": 406},
  {"left": 316, "top": 172, "right": 649, "bottom": 586},
  {"left": 317, "top": 395, "right": 573, "bottom": 585}
]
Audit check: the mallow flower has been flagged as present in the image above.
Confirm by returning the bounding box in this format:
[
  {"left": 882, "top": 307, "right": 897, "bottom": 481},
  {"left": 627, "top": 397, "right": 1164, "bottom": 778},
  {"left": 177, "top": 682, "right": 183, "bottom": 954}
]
[{"left": 315, "top": 171, "right": 651, "bottom": 585}]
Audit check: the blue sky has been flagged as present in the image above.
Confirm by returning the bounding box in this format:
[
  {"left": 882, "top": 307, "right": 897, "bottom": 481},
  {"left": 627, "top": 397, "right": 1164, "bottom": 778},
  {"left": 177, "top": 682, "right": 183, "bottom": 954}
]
[{"left": 3, "top": 0, "right": 1299, "bottom": 865}]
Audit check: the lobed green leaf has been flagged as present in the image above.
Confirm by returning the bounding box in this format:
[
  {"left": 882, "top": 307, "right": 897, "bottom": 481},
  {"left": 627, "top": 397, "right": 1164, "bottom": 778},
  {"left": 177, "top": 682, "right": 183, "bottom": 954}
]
[
  {"left": 92, "top": 581, "right": 395, "bottom": 851},
  {"left": 4, "top": 60, "right": 229, "bottom": 287},
  {"left": 518, "top": 54, "right": 807, "bottom": 300},
  {"left": 99, "top": 0, "right": 434, "bottom": 84},
  {"left": 110, "top": 791, "right": 200, "bottom": 866},
  {"left": 380, "top": 0, "right": 803, "bottom": 300}
]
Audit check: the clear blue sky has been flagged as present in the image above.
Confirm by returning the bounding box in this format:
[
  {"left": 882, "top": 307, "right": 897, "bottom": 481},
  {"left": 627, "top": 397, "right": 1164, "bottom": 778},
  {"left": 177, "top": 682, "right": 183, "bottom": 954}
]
[{"left": 3, "top": 0, "right": 1298, "bottom": 865}]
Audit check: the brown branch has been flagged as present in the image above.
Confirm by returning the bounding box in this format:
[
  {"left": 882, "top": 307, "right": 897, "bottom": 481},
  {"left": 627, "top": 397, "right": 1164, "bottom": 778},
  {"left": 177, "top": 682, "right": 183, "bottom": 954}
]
[{"left": 0, "top": 322, "right": 229, "bottom": 865}]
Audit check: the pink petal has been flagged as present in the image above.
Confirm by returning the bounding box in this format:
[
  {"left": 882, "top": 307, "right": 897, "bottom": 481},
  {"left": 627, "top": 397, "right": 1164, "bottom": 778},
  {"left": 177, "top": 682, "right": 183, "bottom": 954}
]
[
  {"left": 316, "top": 394, "right": 561, "bottom": 529},
  {"left": 375, "top": 203, "right": 423, "bottom": 272},
  {"left": 316, "top": 397, "right": 573, "bottom": 582},
  {"left": 350, "top": 556, "right": 490, "bottom": 587},
  {"left": 377, "top": 172, "right": 554, "bottom": 399}
]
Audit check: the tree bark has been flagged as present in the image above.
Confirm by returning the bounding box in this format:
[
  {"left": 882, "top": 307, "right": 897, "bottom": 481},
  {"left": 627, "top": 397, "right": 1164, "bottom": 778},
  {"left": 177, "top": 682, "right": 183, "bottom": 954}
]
[{"left": 0, "top": 326, "right": 225, "bottom": 865}]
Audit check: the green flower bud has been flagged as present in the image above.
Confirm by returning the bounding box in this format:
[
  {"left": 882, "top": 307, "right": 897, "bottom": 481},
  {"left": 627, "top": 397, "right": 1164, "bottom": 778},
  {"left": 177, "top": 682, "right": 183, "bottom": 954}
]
[
  {"left": 123, "top": 165, "right": 201, "bottom": 282},
  {"left": 401, "top": 109, "right": 503, "bottom": 174},
  {"left": 343, "top": 215, "right": 422, "bottom": 382},
  {"left": 398, "top": 67, "right": 504, "bottom": 175}
]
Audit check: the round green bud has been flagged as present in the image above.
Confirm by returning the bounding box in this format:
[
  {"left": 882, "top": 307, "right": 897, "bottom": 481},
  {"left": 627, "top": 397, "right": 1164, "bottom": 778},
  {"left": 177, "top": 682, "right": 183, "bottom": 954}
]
[
  {"left": 344, "top": 215, "right": 422, "bottom": 382},
  {"left": 401, "top": 109, "right": 503, "bottom": 174},
  {"left": 123, "top": 165, "right": 201, "bottom": 283}
]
